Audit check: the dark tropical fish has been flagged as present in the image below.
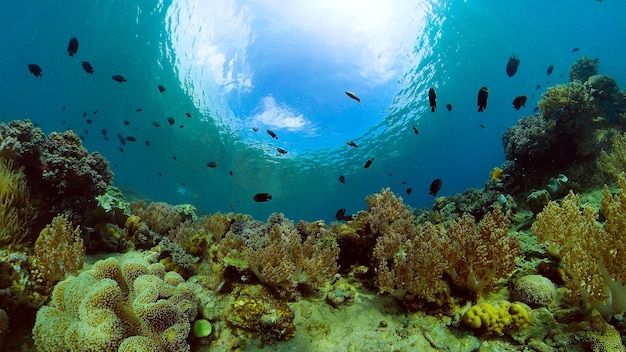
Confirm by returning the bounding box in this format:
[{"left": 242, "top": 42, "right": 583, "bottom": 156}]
[
  {"left": 253, "top": 193, "right": 272, "bottom": 202},
  {"left": 339, "top": 175, "right": 345, "bottom": 184},
  {"left": 112, "top": 75, "right": 127, "bottom": 82},
  {"left": 429, "top": 178, "right": 442, "bottom": 196},
  {"left": 572, "top": 47, "right": 580, "bottom": 52},
  {"left": 145, "top": 140, "right": 150, "bottom": 146},
  {"left": 345, "top": 90, "right": 361, "bottom": 103},
  {"left": 412, "top": 126, "right": 419, "bottom": 135},
  {"left": 84, "top": 129, "right": 89, "bottom": 135},
  {"left": 185, "top": 112, "right": 192, "bottom": 118},
  {"left": 512, "top": 95, "right": 528, "bottom": 110},
  {"left": 167, "top": 117, "right": 175, "bottom": 125},
  {"left": 93, "top": 110, "right": 99, "bottom": 114},
  {"left": 81, "top": 61, "right": 94, "bottom": 74},
  {"left": 104, "top": 136, "right": 109, "bottom": 141},
  {"left": 446, "top": 104, "right": 452, "bottom": 112},
  {"left": 62, "top": 106, "right": 66, "bottom": 111},
  {"left": 266, "top": 129, "right": 278, "bottom": 139},
  {"left": 406, "top": 187, "right": 412, "bottom": 195},
  {"left": 179, "top": 125, "right": 184, "bottom": 128},
  {"left": 119, "top": 147, "right": 124, "bottom": 153},
  {"left": 229, "top": 170, "right": 233, "bottom": 176},
  {"left": 152, "top": 121, "right": 160, "bottom": 127},
  {"left": 402, "top": 181, "right": 406, "bottom": 184},
  {"left": 67, "top": 37, "right": 78, "bottom": 56},
  {"left": 428, "top": 87, "right": 437, "bottom": 112},
  {"left": 536, "top": 84, "right": 541, "bottom": 90},
  {"left": 101, "top": 129, "right": 107, "bottom": 135},
  {"left": 119, "top": 138, "right": 126, "bottom": 146},
  {"left": 346, "top": 140, "right": 358, "bottom": 148},
  {"left": 83, "top": 112, "right": 87, "bottom": 117},
  {"left": 252, "top": 127, "right": 259, "bottom": 132},
  {"left": 479, "top": 124, "right": 485, "bottom": 128},
  {"left": 364, "top": 158, "right": 374, "bottom": 168},
  {"left": 173, "top": 156, "right": 177, "bottom": 160},
  {"left": 136, "top": 108, "right": 143, "bottom": 112},
  {"left": 546, "top": 65, "right": 554, "bottom": 75},
  {"left": 28, "top": 64, "right": 42, "bottom": 77},
  {"left": 86, "top": 119, "right": 92, "bottom": 124},
  {"left": 335, "top": 208, "right": 346, "bottom": 221},
  {"left": 207, "top": 161, "right": 217, "bottom": 168},
  {"left": 158, "top": 172, "right": 162, "bottom": 176},
  {"left": 125, "top": 136, "right": 136, "bottom": 142},
  {"left": 158, "top": 85, "right": 166, "bottom": 93},
  {"left": 533, "top": 106, "right": 539, "bottom": 113},
  {"left": 506, "top": 54, "right": 520, "bottom": 77},
  {"left": 277, "top": 147, "right": 288, "bottom": 154},
  {"left": 123, "top": 120, "right": 130, "bottom": 125},
  {"left": 477, "top": 86, "right": 488, "bottom": 112}
]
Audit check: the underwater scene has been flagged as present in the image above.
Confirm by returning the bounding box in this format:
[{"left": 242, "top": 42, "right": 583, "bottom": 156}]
[{"left": 1, "top": 0, "right": 626, "bottom": 351}]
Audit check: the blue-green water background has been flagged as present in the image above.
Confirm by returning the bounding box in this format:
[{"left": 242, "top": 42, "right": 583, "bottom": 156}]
[{"left": 1, "top": 0, "right": 624, "bottom": 222}]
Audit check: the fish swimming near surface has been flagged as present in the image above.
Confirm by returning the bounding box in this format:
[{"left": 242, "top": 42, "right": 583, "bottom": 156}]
[
  {"left": 266, "top": 129, "right": 278, "bottom": 139},
  {"left": 572, "top": 47, "right": 580, "bottom": 52},
  {"left": 345, "top": 91, "right": 361, "bottom": 103},
  {"left": 446, "top": 104, "right": 452, "bottom": 112},
  {"left": 277, "top": 147, "right": 288, "bottom": 154},
  {"left": 167, "top": 117, "right": 175, "bottom": 125},
  {"left": 145, "top": 140, "right": 150, "bottom": 146},
  {"left": 413, "top": 126, "right": 419, "bottom": 135},
  {"left": 406, "top": 187, "right": 412, "bottom": 195},
  {"left": 512, "top": 95, "right": 528, "bottom": 110},
  {"left": 158, "top": 85, "right": 166, "bottom": 93},
  {"left": 335, "top": 208, "right": 346, "bottom": 221},
  {"left": 112, "top": 75, "right": 127, "bottom": 82},
  {"left": 67, "top": 37, "right": 78, "bottom": 56},
  {"left": 253, "top": 193, "right": 272, "bottom": 202},
  {"left": 28, "top": 64, "right": 42, "bottom": 77},
  {"left": 428, "top": 87, "right": 437, "bottom": 112},
  {"left": 207, "top": 161, "right": 217, "bottom": 168},
  {"left": 252, "top": 127, "right": 259, "bottom": 132},
  {"left": 81, "top": 61, "right": 94, "bottom": 74},
  {"left": 339, "top": 175, "right": 345, "bottom": 184},
  {"left": 125, "top": 136, "right": 136, "bottom": 142},
  {"left": 546, "top": 65, "right": 554, "bottom": 75},
  {"left": 506, "top": 54, "right": 520, "bottom": 77},
  {"left": 479, "top": 124, "right": 485, "bottom": 128},
  {"left": 123, "top": 120, "right": 130, "bottom": 125},
  {"left": 364, "top": 158, "right": 374, "bottom": 168},
  {"left": 346, "top": 140, "right": 358, "bottom": 148},
  {"left": 429, "top": 178, "right": 442, "bottom": 196},
  {"left": 152, "top": 121, "right": 160, "bottom": 127},
  {"left": 477, "top": 86, "right": 489, "bottom": 112},
  {"left": 185, "top": 112, "right": 192, "bottom": 118}
]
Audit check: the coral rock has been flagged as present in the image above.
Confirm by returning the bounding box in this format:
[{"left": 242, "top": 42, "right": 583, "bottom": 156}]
[{"left": 512, "top": 275, "right": 556, "bottom": 308}]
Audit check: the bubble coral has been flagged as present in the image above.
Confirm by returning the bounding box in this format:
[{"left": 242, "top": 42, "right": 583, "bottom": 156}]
[
  {"left": 32, "top": 256, "right": 199, "bottom": 352},
  {"left": 512, "top": 275, "right": 556, "bottom": 308},
  {"left": 462, "top": 301, "right": 531, "bottom": 335}
]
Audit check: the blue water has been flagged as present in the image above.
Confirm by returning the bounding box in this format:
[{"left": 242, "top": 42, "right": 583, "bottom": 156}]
[{"left": 1, "top": 0, "right": 624, "bottom": 222}]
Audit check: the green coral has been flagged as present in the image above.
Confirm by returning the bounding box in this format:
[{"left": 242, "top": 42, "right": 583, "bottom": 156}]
[
  {"left": 96, "top": 185, "right": 131, "bottom": 216},
  {"left": 569, "top": 56, "right": 599, "bottom": 82},
  {"left": 462, "top": 301, "right": 531, "bottom": 336},
  {"left": 32, "top": 256, "right": 199, "bottom": 352}
]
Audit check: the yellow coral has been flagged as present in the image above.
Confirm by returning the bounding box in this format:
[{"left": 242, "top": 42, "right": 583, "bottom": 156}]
[
  {"left": 463, "top": 301, "right": 531, "bottom": 335},
  {"left": 0, "top": 158, "right": 33, "bottom": 245}
]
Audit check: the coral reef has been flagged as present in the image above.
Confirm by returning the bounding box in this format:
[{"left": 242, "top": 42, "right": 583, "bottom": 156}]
[
  {"left": 32, "top": 214, "right": 85, "bottom": 293},
  {"left": 130, "top": 201, "right": 192, "bottom": 236},
  {"left": 511, "top": 275, "right": 556, "bottom": 308},
  {"left": 462, "top": 301, "right": 531, "bottom": 336},
  {"left": 32, "top": 256, "right": 199, "bottom": 352},
  {"left": 569, "top": 56, "right": 599, "bottom": 83},
  {"left": 598, "top": 131, "right": 626, "bottom": 179},
  {"left": 0, "top": 158, "right": 33, "bottom": 245}
]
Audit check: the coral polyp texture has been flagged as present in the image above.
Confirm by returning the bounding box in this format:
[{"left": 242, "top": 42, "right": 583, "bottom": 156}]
[
  {"left": 32, "top": 256, "right": 200, "bottom": 352},
  {"left": 0, "top": 158, "right": 33, "bottom": 245}
]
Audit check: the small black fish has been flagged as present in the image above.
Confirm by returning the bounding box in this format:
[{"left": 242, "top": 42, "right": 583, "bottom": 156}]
[
  {"left": 101, "top": 129, "right": 107, "bottom": 135},
  {"left": 346, "top": 140, "right": 358, "bottom": 148},
  {"left": 145, "top": 140, "right": 150, "bottom": 146},
  {"left": 67, "top": 37, "right": 78, "bottom": 56},
  {"left": 339, "top": 175, "right": 345, "bottom": 184},
  {"left": 167, "top": 117, "right": 175, "bottom": 125},
  {"left": 158, "top": 85, "right": 166, "bottom": 93},
  {"left": 533, "top": 106, "right": 539, "bottom": 113},
  {"left": 179, "top": 125, "right": 184, "bottom": 128},
  {"left": 152, "top": 121, "right": 160, "bottom": 127},
  {"left": 253, "top": 193, "right": 272, "bottom": 202},
  {"left": 506, "top": 54, "right": 520, "bottom": 77},
  {"left": 125, "top": 136, "right": 136, "bottom": 142},
  {"left": 104, "top": 136, "right": 109, "bottom": 141},
  {"left": 446, "top": 104, "right": 452, "bottom": 112},
  {"left": 82, "top": 61, "right": 94, "bottom": 74},
  {"left": 28, "top": 64, "right": 42, "bottom": 77},
  {"left": 572, "top": 47, "right": 580, "bottom": 52},
  {"left": 229, "top": 170, "right": 233, "bottom": 176},
  {"left": 252, "top": 127, "right": 259, "bottom": 132},
  {"left": 86, "top": 119, "right": 92, "bottom": 124},
  {"left": 112, "top": 75, "right": 127, "bottom": 82},
  {"left": 119, "top": 147, "right": 124, "bottom": 153},
  {"left": 83, "top": 112, "right": 87, "bottom": 117},
  {"left": 477, "top": 86, "right": 488, "bottom": 112},
  {"left": 335, "top": 208, "right": 346, "bottom": 221},
  {"left": 123, "top": 120, "right": 130, "bottom": 125},
  {"left": 173, "top": 156, "right": 177, "bottom": 160},
  {"left": 84, "top": 129, "right": 89, "bottom": 135},
  {"left": 364, "top": 158, "right": 374, "bottom": 168},
  {"left": 536, "top": 84, "right": 541, "bottom": 90},
  {"left": 119, "top": 138, "right": 126, "bottom": 145},
  {"left": 428, "top": 87, "right": 437, "bottom": 112},
  {"left": 207, "top": 161, "right": 217, "bottom": 168},
  {"left": 479, "top": 124, "right": 485, "bottom": 128},
  {"left": 345, "top": 90, "right": 361, "bottom": 103},
  {"left": 546, "top": 64, "right": 554, "bottom": 75},
  {"left": 277, "top": 147, "right": 288, "bottom": 154},
  {"left": 429, "top": 178, "right": 442, "bottom": 196},
  {"left": 406, "top": 187, "right": 412, "bottom": 195},
  {"left": 158, "top": 172, "right": 162, "bottom": 176},
  {"left": 512, "top": 95, "right": 528, "bottom": 110},
  {"left": 136, "top": 108, "right": 143, "bottom": 112},
  {"left": 266, "top": 129, "right": 278, "bottom": 139},
  {"left": 185, "top": 112, "right": 192, "bottom": 118},
  {"left": 413, "top": 126, "right": 419, "bottom": 135},
  {"left": 93, "top": 110, "right": 99, "bottom": 114}
]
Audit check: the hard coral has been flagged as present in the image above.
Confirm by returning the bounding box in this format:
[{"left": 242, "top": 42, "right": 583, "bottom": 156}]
[
  {"left": 462, "top": 301, "right": 531, "bottom": 336},
  {"left": 569, "top": 56, "right": 599, "bottom": 83},
  {"left": 130, "top": 201, "right": 188, "bottom": 236},
  {"left": 33, "top": 256, "right": 199, "bottom": 352},
  {"left": 0, "top": 158, "right": 33, "bottom": 245}
]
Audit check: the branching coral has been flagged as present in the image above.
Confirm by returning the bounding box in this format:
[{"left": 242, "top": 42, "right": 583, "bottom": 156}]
[
  {"left": 130, "top": 201, "right": 188, "bottom": 236},
  {"left": 33, "top": 214, "right": 85, "bottom": 293},
  {"left": 0, "top": 158, "right": 33, "bottom": 245},
  {"left": 366, "top": 187, "right": 414, "bottom": 235},
  {"left": 444, "top": 206, "right": 519, "bottom": 297},
  {"left": 532, "top": 179, "right": 626, "bottom": 319},
  {"left": 245, "top": 215, "right": 339, "bottom": 299},
  {"left": 502, "top": 114, "right": 557, "bottom": 164},
  {"left": 538, "top": 80, "right": 597, "bottom": 122},
  {"left": 33, "top": 256, "right": 199, "bottom": 352},
  {"left": 598, "top": 131, "right": 626, "bottom": 179},
  {"left": 569, "top": 56, "right": 599, "bottom": 83}
]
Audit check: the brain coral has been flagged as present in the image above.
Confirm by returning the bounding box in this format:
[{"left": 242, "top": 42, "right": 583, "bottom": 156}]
[{"left": 33, "top": 256, "right": 199, "bottom": 352}]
